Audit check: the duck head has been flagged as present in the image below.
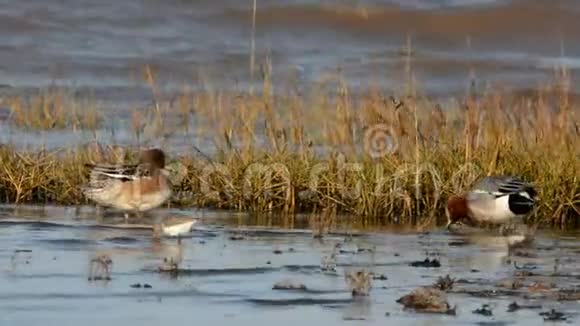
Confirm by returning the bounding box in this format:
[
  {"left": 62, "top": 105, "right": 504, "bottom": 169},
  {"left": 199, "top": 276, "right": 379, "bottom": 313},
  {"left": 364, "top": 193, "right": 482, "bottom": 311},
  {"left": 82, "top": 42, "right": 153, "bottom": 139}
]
[
  {"left": 446, "top": 195, "right": 469, "bottom": 227},
  {"left": 140, "top": 148, "right": 166, "bottom": 169}
]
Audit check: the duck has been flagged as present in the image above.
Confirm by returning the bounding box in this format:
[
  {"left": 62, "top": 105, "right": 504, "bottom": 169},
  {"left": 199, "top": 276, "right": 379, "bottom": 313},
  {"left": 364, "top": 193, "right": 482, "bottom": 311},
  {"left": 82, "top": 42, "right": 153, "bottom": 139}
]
[
  {"left": 446, "top": 175, "right": 538, "bottom": 227},
  {"left": 83, "top": 148, "right": 172, "bottom": 222}
]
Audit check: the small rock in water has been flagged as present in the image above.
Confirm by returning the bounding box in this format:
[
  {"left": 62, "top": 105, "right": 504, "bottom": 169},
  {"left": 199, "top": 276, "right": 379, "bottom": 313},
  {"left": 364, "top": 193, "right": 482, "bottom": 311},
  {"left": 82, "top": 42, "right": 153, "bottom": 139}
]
[
  {"left": 266, "top": 261, "right": 271, "bottom": 265},
  {"left": 273, "top": 249, "right": 283, "bottom": 255},
  {"left": 272, "top": 279, "right": 307, "bottom": 290},
  {"left": 130, "top": 283, "right": 142, "bottom": 288},
  {"left": 409, "top": 258, "right": 441, "bottom": 268},
  {"left": 472, "top": 304, "right": 493, "bottom": 316},
  {"left": 229, "top": 235, "right": 245, "bottom": 241},
  {"left": 397, "top": 287, "right": 455, "bottom": 315},
  {"left": 507, "top": 302, "right": 542, "bottom": 312},
  {"left": 539, "top": 309, "right": 567, "bottom": 322},
  {"left": 372, "top": 273, "right": 388, "bottom": 281},
  {"left": 143, "top": 283, "right": 152, "bottom": 289}
]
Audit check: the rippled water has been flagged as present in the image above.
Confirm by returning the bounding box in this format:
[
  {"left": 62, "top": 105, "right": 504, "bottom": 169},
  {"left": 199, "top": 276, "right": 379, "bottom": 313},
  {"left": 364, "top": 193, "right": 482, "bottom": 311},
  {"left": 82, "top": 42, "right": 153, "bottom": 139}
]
[
  {"left": 1, "top": 0, "right": 579, "bottom": 149},
  {"left": 0, "top": 0, "right": 579, "bottom": 100},
  {"left": 1, "top": 205, "right": 580, "bottom": 325}
]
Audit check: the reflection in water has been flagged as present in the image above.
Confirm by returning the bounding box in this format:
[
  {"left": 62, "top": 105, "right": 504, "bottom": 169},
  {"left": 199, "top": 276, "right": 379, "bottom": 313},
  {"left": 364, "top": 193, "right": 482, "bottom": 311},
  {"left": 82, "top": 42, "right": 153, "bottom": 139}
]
[{"left": 342, "top": 296, "right": 372, "bottom": 321}]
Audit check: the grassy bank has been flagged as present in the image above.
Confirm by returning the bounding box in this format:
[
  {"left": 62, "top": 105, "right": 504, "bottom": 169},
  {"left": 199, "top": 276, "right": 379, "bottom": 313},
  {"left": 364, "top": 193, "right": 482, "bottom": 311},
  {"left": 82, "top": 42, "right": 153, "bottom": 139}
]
[{"left": 0, "top": 74, "right": 578, "bottom": 229}]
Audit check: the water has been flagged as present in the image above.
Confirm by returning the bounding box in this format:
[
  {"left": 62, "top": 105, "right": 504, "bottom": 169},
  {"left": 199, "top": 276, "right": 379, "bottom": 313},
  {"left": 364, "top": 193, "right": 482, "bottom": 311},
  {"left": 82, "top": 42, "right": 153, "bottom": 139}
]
[
  {"left": 1, "top": 0, "right": 579, "bottom": 150},
  {"left": 0, "top": 0, "right": 579, "bottom": 100},
  {"left": 1, "top": 204, "right": 580, "bottom": 325}
]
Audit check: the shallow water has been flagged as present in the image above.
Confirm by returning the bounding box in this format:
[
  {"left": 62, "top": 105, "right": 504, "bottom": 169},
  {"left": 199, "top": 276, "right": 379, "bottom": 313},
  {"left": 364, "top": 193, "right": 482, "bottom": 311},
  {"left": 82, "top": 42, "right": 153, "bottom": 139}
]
[
  {"left": 1, "top": 0, "right": 579, "bottom": 99},
  {"left": 1, "top": 0, "right": 579, "bottom": 150},
  {"left": 1, "top": 205, "right": 580, "bottom": 325}
]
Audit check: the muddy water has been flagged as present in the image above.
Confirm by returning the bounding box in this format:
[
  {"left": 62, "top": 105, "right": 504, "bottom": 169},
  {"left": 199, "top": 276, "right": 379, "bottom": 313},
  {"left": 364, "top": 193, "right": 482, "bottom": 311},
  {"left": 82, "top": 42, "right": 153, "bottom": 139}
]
[{"left": 1, "top": 205, "right": 580, "bottom": 325}]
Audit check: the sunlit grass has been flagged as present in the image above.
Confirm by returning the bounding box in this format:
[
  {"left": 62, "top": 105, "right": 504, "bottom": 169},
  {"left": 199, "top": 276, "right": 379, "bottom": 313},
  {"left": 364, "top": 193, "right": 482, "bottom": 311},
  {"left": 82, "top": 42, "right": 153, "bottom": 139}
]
[{"left": 0, "top": 66, "right": 577, "bottom": 229}]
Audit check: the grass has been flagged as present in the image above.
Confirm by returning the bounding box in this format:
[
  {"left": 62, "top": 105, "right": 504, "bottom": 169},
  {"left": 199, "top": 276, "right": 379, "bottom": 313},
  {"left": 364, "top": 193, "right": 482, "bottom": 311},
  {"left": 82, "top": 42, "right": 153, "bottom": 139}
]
[
  {"left": 1, "top": 87, "right": 101, "bottom": 132},
  {"left": 0, "top": 68, "right": 578, "bottom": 230}
]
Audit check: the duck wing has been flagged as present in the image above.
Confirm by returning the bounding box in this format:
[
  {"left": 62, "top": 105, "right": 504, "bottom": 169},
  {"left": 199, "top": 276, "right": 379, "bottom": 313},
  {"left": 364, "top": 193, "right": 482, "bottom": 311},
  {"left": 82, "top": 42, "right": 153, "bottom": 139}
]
[
  {"left": 471, "top": 175, "right": 536, "bottom": 198},
  {"left": 85, "top": 163, "right": 149, "bottom": 182}
]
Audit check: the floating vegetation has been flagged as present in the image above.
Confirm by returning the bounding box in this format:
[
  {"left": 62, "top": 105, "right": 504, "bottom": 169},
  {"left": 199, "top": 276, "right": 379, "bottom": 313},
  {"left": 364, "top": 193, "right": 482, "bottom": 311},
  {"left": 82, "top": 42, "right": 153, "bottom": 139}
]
[
  {"left": 397, "top": 287, "right": 456, "bottom": 315},
  {"left": 434, "top": 274, "right": 455, "bottom": 291},
  {"left": 345, "top": 270, "right": 372, "bottom": 297}
]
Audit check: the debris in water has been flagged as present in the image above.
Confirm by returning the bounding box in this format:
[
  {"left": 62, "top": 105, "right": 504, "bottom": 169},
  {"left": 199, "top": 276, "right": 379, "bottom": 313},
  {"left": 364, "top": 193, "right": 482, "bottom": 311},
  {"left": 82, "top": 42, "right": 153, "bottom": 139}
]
[
  {"left": 434, "top": 274, "right": 455, "bottom": 291},
  {"left": 496, "top": 278, "right": 523, "bottom": 290},
  {"left": 372, "top": 273, "right": 388, "bottom": 281},
  {"left": 514, "top": 270, "right": 534, "bottom": 277},
  {"left": 273, "top": 249, "right": 283, "bottom": 255},
  {"left": 88, "top": 254, "right": 113, "bottom": 281},
  {"left": 397, "top": 287, "right": 455, "bottom": 315},
  {"left": 345, "top": 270, "right": 372, "bottom": 297},
  {"left": 357, "top": 246, "right": 375, "bottom": 253},
  {"left": 158, "top": 256, "right": 181, "bottom": 276},
  {"left": 409, "top": 258, "right": 441, "bottom": 268},
  {"left": 528, "top": 281, "right": 554, "bottom": 293},
  {"left": 472, "top": 304, "right": 493, "bottom": 316},
  {"left": 507, "top": 302, "right": 542, "bottom": 312},
  {"left": 539, "top": 309, "right": 567, "bottom": 322},
  {"left": 272, "top": 279, "right": 307, "bottom": 291},
  {"left": 229, "top": 234, "right": 245, "bottom": 241},
  {"left": 514, "top": 262, "right": 537, "bottom": 270},
  {"left": 321, "top": 253, "right": 337, "bottom": 272},
  {"left": 131, "top": 283, "right": 153, "bottom": 289}
]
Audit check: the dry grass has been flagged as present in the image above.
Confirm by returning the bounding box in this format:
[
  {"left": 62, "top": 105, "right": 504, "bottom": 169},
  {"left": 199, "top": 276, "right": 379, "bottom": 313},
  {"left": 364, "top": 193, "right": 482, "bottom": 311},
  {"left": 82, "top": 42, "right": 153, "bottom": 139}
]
[
  {"left": 1, "top": 88, "right": 101, "bottom": 132},
  {"left": 0, "top": 69, "right": 578, "bottom": 229}
]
